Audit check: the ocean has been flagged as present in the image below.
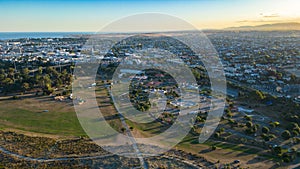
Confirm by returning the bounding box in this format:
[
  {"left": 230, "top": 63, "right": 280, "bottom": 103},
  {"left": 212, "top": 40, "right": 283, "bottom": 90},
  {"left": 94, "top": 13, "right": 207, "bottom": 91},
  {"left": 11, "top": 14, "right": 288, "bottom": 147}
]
[{"left": 0, "top": 32, "right": 92, "bottom": 40}]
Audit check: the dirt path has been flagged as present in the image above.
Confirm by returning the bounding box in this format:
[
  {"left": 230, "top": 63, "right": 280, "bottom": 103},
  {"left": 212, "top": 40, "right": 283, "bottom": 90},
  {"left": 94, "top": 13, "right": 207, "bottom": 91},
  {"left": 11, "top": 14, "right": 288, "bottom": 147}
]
[
  {"left": 108, "top": 86, "right": 148, "bottom": 169},
  {"left": 0, "top": 145, "right": 205, "bottom": 168}
]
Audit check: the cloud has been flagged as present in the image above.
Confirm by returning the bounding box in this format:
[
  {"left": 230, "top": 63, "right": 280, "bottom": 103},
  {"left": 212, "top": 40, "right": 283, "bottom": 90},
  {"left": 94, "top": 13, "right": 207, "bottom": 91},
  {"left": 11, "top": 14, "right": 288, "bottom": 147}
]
[
  {"left": 236, "top": 20, "right": 250, "bottom": 23},
  {"left": 236, "top": 13, "right": 284, "bottom": 24},
  {"left": 236, "top": 19, "right": 284, "bottom": 23},
  {"left": 263, "top": 13, "right": 280, "bottom": 18}
]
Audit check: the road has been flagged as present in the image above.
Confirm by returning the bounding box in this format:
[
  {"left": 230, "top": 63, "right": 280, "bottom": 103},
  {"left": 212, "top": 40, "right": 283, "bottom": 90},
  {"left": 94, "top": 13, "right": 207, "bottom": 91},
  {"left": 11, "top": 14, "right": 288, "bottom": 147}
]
[
  {"left": 98, "top": 70, "right": 147, "bottom": 169},
  {"left": 107, "top": 86, "right": 148, "bottom": 169}
]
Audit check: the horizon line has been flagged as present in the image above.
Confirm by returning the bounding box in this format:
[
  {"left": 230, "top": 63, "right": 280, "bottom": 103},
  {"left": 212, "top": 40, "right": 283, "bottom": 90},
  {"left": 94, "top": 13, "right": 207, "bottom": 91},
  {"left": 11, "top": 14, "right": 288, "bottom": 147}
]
[{"left": 0, "top": 22, "right": 299, "bottom": 33}]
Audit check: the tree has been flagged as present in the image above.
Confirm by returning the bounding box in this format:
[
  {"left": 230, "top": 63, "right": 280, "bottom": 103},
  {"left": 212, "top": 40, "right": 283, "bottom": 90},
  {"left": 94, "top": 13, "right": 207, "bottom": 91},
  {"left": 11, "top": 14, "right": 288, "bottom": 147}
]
[
  {"left": 22, "top": 82, "right": 30, "bottom": 92},
  {"left": 8, "top": 68, "right": 15, "bottom": 80},
  {"left": 269, "top": 134, "right": 276, "bottom": 140},
  {"left": 273, "top": 146, "right": 282, "bottom": 155},
  {"left": 214, "top": 132, "right": 220, "bottom": 138},
  {"left": 274, "top": 121, "right": 280, "bottom": 127},
  {"left": 262, "top": 126, "right": 270, "bottom": 134},
  {"left": 121, "top": 127, "right": 126, "bottom": 133},
  {"left": 0, "top": 68, "right": 5, "bottom": 75},
  {"left": 244, "top": 115, "right": 252, "bottom": 121},
  {"left": 269, "top": 121, "right": 280, "bottom": 128},
  {"left": 256, "top": 90, "right": 266, "bottom": 100},
  {"left": 228, "top": 119, "right": 237, "bottom": 127},
  {"left": 0, "top": 69, "right": 5, "bottom": 83},
  {"left": 211, "top": 145, "right": 217, "bottom": 151},
  {"left": 219, "top": 128, "right": 225, "bottom": 133},
  {"left": 287, "top": 122, "right": 299, "bottom": 130},
  {"left": 3, "top": 78, "right": 13, "bottom": 86},
  {"left": 261, "top": 133, "right": 270, "bottom": 141},
  {"left": 269, "top": 122, "right": 276, "bottom": 128},
  {"left": 245, "top": 128, "right": 254, "bottom": 134},
  {"left": 41, "top": 74, "right": 51, "bottom": 89},
  {"left": 196, "top": 116, "right": 202, "bottom": 122},
  {"left": 226, "top": 112, "right": 233, "bottom": 118},
  {"left": 292, "top": 130, "right": 299, "bottom": 136},
  {"left": 21, "top": 68, "right": 29, "bottom": 80},
  {"left": 252, "top": 124, "right": 258, "bottom": 132},
  {"left": 291, "top": 74, "right": 297, "bottom": 82},
  {"left": 38, "top": 66, "right": 43, "bottom": 75},
  {"left": 246, "top": 121, "right": 253, "bottom": 128},
  {"left": 281, "top": 130, "right": 291, "bottom": 140}
]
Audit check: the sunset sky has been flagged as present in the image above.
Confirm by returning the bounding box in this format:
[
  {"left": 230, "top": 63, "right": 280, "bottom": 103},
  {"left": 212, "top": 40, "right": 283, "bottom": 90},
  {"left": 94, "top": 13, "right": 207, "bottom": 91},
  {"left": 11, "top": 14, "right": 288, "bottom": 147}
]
[{"left": 0, "top": 0, "right": 299, "bottom": 32}]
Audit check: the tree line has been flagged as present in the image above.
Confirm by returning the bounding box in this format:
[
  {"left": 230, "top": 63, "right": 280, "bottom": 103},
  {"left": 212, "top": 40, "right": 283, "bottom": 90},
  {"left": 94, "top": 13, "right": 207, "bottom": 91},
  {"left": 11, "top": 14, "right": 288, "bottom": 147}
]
[{"left": 0, "top": 65, "right": 73, "bottom": 95}]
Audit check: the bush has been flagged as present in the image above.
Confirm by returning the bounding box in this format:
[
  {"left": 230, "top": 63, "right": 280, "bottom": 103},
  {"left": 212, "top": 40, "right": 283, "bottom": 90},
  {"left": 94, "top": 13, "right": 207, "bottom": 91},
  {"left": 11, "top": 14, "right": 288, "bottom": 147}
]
[
  {"left": 262, "top": 126, "right": 270, "bottom": 134},
  {"left": 273, "top": 146, "right": 282, "bottom": 155},
  {"left": 256, "top": 90, "right": 266, "bottom": 100},
  {"left": 62, "top": 90, "right": 70, "bottom": 96},
  {"left": 211, "top": 145, "right": 217, "bottom": 150},
  {"left": 244, "top": 115, "right": 252, "bottom": 121},
  {"left": 121, "top": 128, "right": 126, "bottom": 132},
  {"left": 246, "top": 121, "right": 253, "bottom": 128},
  {"left": 12, "top": 95, "right": 19, "bottom": 99},
  {"left": 287, "top": 122, "right": 299, "bottom": 130},
  {"left": 281, "top": 130, "right": 291, "bottom": 140},
  {"left": 219, "top": 128, "right": 225, "bottom": 133},
  {"left": 283, "top": 157, "right": 290, "bottom": 163},
  {"left": 214, "top": 132, "right": 220, "bottom": 138},
  {"left": 245, "top": 128, "right": 255, "bottom": 134},
  {"left": 292, "top": 130, "right": 299, "bottom": 136}
]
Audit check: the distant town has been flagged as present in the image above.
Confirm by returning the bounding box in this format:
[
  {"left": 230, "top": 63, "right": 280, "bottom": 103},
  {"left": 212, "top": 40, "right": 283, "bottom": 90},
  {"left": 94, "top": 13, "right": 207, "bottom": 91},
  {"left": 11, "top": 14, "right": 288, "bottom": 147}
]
[{"left": 1, "top": 30, "right": 299, "bottom": 99}]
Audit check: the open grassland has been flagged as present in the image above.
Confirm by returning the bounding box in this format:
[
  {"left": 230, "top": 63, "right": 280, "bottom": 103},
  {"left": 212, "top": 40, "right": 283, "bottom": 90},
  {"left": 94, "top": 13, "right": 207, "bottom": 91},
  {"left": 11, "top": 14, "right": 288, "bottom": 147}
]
[
  {"left": 0, "top": 95, "right": 85, "bottom": 137},
  {"left": 0, "top": 83, "right": 123, "bottom": 136},
  {"left": 178, "top": 134, "right": 278, "bottom": 168},
  {"left": 95, "top": 86, "right": 123, "bottom": 133}
]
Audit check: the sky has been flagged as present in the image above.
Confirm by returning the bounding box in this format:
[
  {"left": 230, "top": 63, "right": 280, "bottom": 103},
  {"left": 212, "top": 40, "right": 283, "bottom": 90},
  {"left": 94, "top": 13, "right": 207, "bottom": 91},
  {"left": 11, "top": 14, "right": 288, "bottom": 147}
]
[{"left": 0, "top": 0, "right": 299, "bottom": 32}]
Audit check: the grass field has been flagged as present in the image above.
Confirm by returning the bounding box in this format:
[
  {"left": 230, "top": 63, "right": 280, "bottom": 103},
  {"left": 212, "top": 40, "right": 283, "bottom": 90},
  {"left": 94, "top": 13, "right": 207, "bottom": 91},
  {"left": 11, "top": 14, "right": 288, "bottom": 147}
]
[
  {"left": 0, "top": 84, "right": 124, "bottom": 136},
  {"left": 0, "top": 95, "right": 85, "bottom": 136},
  {"left": 125, "top": 118, "right": 168, "bottom": 138},
  {"left": 178, "top": 134, "right": 277, "bottom": 168},
  {"left": 95, "top": 86, "right": 123, "bottom": 133}
]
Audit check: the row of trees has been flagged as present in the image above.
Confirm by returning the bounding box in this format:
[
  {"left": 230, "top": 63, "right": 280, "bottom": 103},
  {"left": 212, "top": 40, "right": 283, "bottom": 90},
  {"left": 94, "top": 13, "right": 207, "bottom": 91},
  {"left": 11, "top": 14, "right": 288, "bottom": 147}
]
[{"left": 0, "top": 65, "right": 73, "bottom": 94}]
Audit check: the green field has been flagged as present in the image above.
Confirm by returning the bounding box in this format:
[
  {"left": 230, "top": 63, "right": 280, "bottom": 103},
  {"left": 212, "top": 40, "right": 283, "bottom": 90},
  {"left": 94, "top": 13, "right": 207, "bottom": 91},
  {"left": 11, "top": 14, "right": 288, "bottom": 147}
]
[
  {"left": 0, "top": 84, "right": 124, "bottom": 137},
  {"left": 0, "top": 95, "right": 85, "bottom": 136}
]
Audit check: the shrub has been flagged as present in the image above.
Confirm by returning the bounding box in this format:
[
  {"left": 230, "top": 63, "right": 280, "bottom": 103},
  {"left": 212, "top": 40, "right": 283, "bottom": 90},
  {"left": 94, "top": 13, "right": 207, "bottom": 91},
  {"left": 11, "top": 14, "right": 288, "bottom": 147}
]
[
  {"left": 262, "top": 126, "right": 270, "bottom": 134},
  {"left": 281, "top": 130, "right": 291, "bottom": 140},
  {"left": 211, "top": 145, "right": 217, "bottom": 150}
]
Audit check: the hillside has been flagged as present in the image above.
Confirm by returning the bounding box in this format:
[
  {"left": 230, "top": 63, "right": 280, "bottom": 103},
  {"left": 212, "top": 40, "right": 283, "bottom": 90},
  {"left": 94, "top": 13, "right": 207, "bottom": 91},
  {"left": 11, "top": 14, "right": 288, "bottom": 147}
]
[{"left": 225, "top": 22, "right": 300, "bottom": 31}]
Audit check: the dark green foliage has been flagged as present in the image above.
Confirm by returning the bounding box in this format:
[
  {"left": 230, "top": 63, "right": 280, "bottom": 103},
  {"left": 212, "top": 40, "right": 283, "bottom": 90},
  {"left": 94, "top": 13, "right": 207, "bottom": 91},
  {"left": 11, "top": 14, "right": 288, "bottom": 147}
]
[
  {"left": 281, "top": 130, "right": 291, "bottom": 140},
  {"left": 262, "top": 126, "right": 270, "bottom": 134}
]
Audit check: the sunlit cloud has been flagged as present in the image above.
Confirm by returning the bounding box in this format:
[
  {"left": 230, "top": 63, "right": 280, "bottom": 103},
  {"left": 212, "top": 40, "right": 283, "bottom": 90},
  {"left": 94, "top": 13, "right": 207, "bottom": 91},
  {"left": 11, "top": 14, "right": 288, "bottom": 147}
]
[
  {"left": 236, "top": 19, "right": 284, "bottom": 23},
  {"left": 261, "top": 13, "right": 280, "bottom": 18}
]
